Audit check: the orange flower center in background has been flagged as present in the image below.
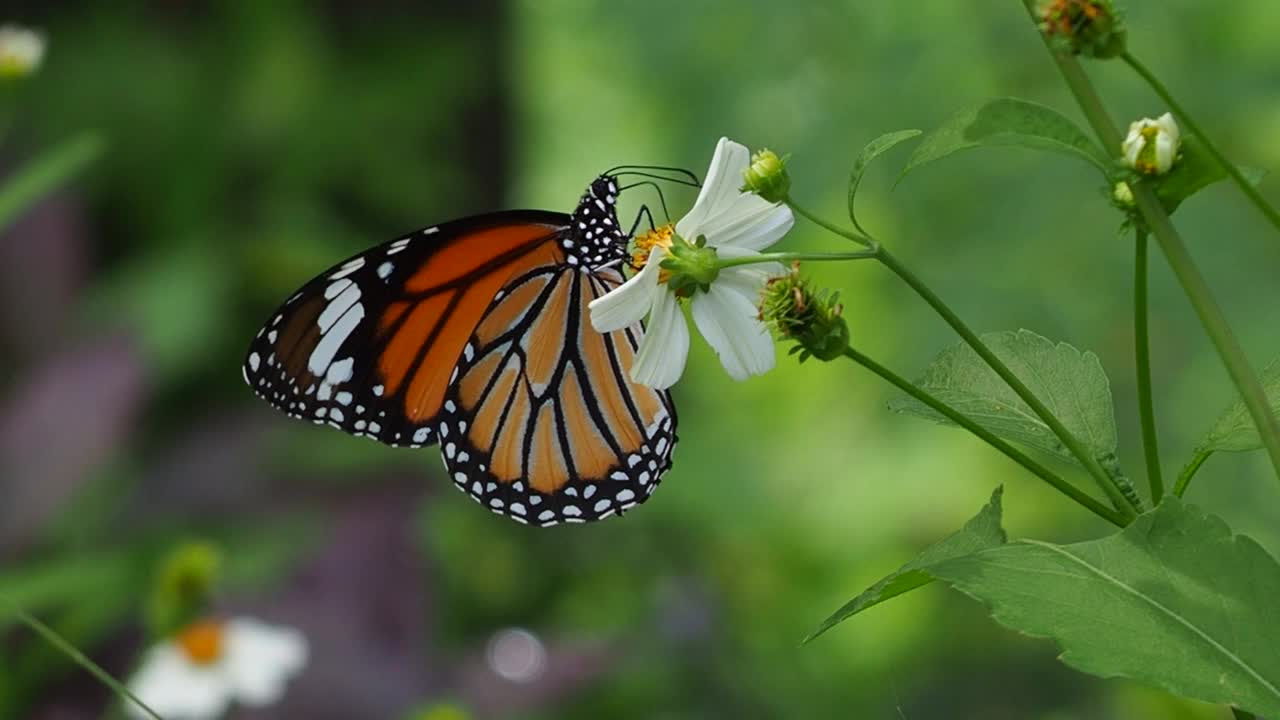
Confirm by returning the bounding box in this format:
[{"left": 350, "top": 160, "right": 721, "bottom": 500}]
[{"left": 176, "top": 619, "right": 225, "bottom": 665}]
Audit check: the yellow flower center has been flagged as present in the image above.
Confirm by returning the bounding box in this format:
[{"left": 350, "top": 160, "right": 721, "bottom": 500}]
[
  {"left": 630, "top": 224, "right": 676, "bottom": 275},
  {"left": 176, "top": 619, "right": 225, "bottom": 665}
]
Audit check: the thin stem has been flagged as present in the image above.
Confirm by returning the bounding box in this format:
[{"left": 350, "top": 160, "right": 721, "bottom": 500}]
[
  {"left": 1121, "top": 51, "right": 1280, "bottom": 234},
  {"left": 873, "top": 246, "right": 1138, "bottom": 520},
  {"left": 788, "top": 201, "right": 876, "bottom": 247},
  {"left": 1133, "top": 185, "right": 1280, "bottom": 482},
  {"left": 1134, "top": 227, "right": 1165, "bottom": 503},
  {"left": 1023, "top": 11, "right": 1280, "bottom": 488},
  {"left": 2, "top": 596, "right": 161, "bottom": 720},
  {"left": 1174, "top": 450, "right": 1211, "bottom": 498},
  {"left": 843, "top": 347, "right": 1126, "bottom": 527},
  {"left": 715, "top": 250, "right": 878, "bottom": 270}
]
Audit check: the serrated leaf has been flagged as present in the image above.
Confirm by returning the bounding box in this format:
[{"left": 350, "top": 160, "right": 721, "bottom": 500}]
[
  {"left": 901, "top": 98, "right": 1110, "bottom": 181},
  {"left": 848, "top": 129, "right": 921, "bottom": 232},
  {"left": 1196, "top": 356, "right": 1280, "bottom": 454},
  {"left": 1157, "top": 134, "right": 1268, "bottom": 213},
  {"left": 890, "top": 329, "right": 1119, "bottom": 468},
  {"left": 929, "top": 499, "right": 1280, "bottom": 717},
  {"left": 805, "top": 487, "right": 1006, "bottom": 644}
]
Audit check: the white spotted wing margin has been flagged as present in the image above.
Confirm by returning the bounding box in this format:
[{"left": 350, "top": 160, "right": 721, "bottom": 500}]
[
  {"left": 438, "top": 264, "right": 678, "bottom": 526},
  {"left": 241, "top": 211, "right": 570, "bottom": 449}
]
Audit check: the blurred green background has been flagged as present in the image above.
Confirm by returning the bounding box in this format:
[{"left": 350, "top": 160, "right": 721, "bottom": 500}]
[{"left": 2, "top": 1, "right": 1278, "bottom": 718}]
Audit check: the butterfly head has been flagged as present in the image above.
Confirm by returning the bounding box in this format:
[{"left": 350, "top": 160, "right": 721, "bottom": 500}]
[{"left": 563, "top": 174, "right": 628, "bottom": 268}]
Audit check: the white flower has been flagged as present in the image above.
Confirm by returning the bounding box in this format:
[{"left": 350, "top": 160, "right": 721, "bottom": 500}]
[
  {"left": 0, "top": 24, "right": 45, "bottom": 77},
  {"left": 127, "top": 617, "right": 308, "bottom": 720},
  {"left": 1122, "top": 112, "right": 1180, "bottom": 175},
  {"left": 589, "top": 137, "right": 794, "bottom": 389}
]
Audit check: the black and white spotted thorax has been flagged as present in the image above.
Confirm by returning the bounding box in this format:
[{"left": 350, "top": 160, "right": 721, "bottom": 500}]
[{"left": 561, "top": 175, "right": 629, "bottom": 269}]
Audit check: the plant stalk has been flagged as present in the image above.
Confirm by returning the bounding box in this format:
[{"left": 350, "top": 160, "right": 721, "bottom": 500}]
[
  {"left": 1024, "top": 11, "right": 1280, "bottom": 487},
  {"left": 1133, "top": 228, "right": 1165, "bottom": 503}
]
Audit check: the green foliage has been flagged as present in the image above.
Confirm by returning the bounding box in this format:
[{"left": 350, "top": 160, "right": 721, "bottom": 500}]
[
  {"left": 846, "top": 129, "right": 921, "bottom": 233},
  {"left": 890, "top": 329, "right": 1121, "bottom": 470},
  {"left": 1196, "top": 356, "right": 1280, "bottom": 454},
  {"left": 806, "top": 486, "right": 1006, "bottom": 643},
  {"left": 1157, "top": 135, "right": 1268, "bottom": 213},
  {"left": 900, "top": 98, "right": 1110, "bottom": 180},
  {"left": 0, "top": 132, "right": 103, "bottom": 231},
  {"left": 930, "top": 500, "right": 1280, "bottom": 717}
]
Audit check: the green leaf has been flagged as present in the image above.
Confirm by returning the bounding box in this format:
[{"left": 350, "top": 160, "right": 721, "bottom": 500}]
[
  {"left": 930, "top": 499, "right": 1280, "bottom": 717},
  {"left": 901, "top": 98, "right": 1110, "bottom": 181},
  {"left": 805, "top": 486, "right": 1006, "bottom": 644},
  {"left": 890, "top": 329, "right": 1120, "bottom": 469},
  {"left": 847, "top": 129, "right": 921, "bottom": 232},
  {"left": 1196, "top": 356, "right": 1280, "bottom": 454},
  {"left": 1157, "top": 134, "right": 1268, "bottom": 213},
  {"left": 0, "top": 132, "right": 105, "bottom": 231}
]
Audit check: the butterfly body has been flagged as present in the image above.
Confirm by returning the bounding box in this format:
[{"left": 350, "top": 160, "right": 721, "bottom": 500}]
[{"left": 244, "top": 176, "right": 677, "bottom": 525}]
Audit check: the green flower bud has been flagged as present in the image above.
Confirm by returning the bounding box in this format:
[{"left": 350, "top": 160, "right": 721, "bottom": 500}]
[
  {"left": 1112, "top": 181, "right": 1135, "bottom": 208},
  {"left": 758, "top": 263, "right": 849, "bottom": 362},
  {"left": 146, "top": 541, "right": 223, "bottom": 639},
  {"left": 1039, "top": 0, "right": 1126, "bottom": 59},
  {"left": 740, "top": 149, "right": 791, "bottom": 204}
]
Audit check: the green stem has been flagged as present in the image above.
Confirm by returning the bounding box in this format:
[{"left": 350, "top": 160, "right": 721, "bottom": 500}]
[
  {"left": 1174, "top": 450, "right": 1212, "bottom": 499},
  {"left": 788, "top": 201, "right": 876, "bottom": 247},
  {"left": 1133, "top": 227, "right": 1165, "bottom": 503},
  {"left": 2, "top": 597, "right": 161, "bottom": 720},
  {"left": 1024, "top": 10, "right": 1280, "bottom": 488},
  {"left": 1230, "top": 708, "right": 1257, "bottom": 720},
  {"left": 874, "top": 246, "right": 1138, "bottom": 519},
  {"left": 715, "top": 249, "right": 878, "bottom": 270},
  {"left": 1134, "top": 186, "right": 1280, "bottom": 482},
  {"left": 843, "top": 347, "right": 1125, "bottom": 526},
  {"left": 1121, "top": 51, "right": 1280, "bottom": 234}
]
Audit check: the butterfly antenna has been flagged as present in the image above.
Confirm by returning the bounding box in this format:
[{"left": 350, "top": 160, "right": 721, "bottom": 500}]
[
  {"left": 608, "top": 164, "right": 701, "bottom": 187},
  {"left": 619, "top": 180, "right": 672, "bottom": 223}
]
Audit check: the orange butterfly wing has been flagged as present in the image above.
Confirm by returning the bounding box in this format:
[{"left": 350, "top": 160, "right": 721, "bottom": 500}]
[
  {"left": 243, "top": 211, "right": 569, "bottom": 448},
  {"left": 439, "top": 262, "right": 676, "bottom": 525}
]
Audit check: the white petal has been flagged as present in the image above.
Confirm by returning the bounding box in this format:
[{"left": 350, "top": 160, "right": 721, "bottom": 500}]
[
  {"left": 222, "top": 618, "right": 309, "bottom": 707},
  {"left": 697, "top": 195, "right": 794, "bottom": 251},
  {"left": 588, "top": 248, "right": 662, "bottom": 332},
  {"left": 691, "top": 279, "right": 776, "bottom": 381},
  {"left": 1121, "top": 123, "right": 1144, "bottom": 166},
  {"left": 127, "top": 646, "right": 231, "bottom": 720},
  {"left": 676, "top": 137, "right": 751, "bottom": 240},
  {"left": 676, "top": 138, "right": 794, "bottom": 251},
  {"left": 630, "top": 287, "right": 689, "bottom": 389},
  {"left": 1155, "top": 112, "right": 1179, "bottom": 146}
]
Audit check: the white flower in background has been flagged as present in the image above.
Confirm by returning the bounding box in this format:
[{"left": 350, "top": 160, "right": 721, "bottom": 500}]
[
  {"left": 1122, "top": 112, "right": 1180, "bottom": 176},
  {"left": 589, "top": 137, "right": 794, "bottom": 389},
  {"left": 0, "top": 24, "right": 45, "bottom": 78},
  {"left": 127, "top": 617, "right": 308, "bottom": 720}
]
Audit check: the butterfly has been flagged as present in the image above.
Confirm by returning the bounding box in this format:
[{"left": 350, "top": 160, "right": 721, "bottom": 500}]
[{"left": 243, "top": 171, "right": 692, "bottom": 526}]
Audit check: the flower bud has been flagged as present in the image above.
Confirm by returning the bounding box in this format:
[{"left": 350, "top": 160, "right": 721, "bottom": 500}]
[
  {"left": 1039, "top": 0, "right": 1126, "bottom": 59},
  {"left": 146, "top": 541, "right": 223, "bottom": 638},
  {"left": 0, "top": 25, "right": 45, "bottom": 78},
  {"left": 1122, "top": 112, "right": 1180, "bottom": 176},
  {"left": 1112, "top": 181, "right": 1134, "bottom": 208},
  {"left": 741, "top": 149, "right": 791, "bottom": 204},
  {"left": 758, "top": 263, "right": 849, "bottom": 362}
]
